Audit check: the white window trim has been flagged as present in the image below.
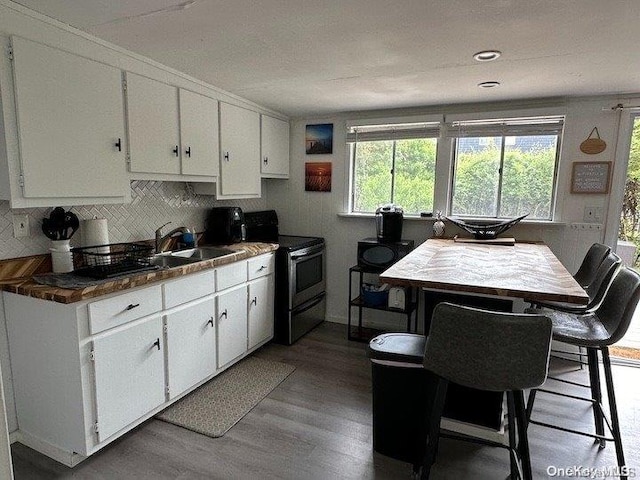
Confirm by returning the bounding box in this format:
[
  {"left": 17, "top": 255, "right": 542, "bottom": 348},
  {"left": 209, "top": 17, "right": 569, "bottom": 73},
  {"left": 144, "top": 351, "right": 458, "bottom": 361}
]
[{"left": 343, "top": 107, "right": 569, "bottom": 222}]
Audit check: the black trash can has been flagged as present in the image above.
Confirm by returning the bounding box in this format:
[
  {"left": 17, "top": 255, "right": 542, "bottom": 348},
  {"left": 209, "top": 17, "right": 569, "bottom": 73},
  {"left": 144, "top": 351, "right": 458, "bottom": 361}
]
[
  {"left": 367, "top": 332, "right": 434, "bottom": 465},
  {"left": 367, "top": 332, "right": 505, "bottom": 465}
]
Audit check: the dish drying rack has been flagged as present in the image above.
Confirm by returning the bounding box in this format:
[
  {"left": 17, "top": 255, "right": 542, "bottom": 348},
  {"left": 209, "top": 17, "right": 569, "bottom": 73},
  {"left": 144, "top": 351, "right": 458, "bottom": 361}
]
[{"left": 72, "top": 243, "right": 155, "bottom": 279}]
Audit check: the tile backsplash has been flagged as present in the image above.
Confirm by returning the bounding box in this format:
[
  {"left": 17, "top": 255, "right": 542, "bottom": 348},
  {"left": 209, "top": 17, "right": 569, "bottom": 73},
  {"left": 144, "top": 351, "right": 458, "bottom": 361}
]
[{"left": 0, "top": 180, "right": 266, "bottom": 260}]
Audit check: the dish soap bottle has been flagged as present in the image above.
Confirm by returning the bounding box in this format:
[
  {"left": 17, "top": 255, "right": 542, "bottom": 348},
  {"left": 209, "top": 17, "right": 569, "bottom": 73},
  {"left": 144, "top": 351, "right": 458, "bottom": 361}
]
[{"left": 433, "top": 212, "right": 445, "bottom": 238}]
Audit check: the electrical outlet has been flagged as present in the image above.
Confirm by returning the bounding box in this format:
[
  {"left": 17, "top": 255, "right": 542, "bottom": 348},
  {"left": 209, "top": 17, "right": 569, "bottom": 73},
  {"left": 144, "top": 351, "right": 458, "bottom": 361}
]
[
  {"left": 583, "top": 206, "right": 598, "bottom": 223},
  {"left": 12, "top": 214, "right": 29, "bottom": 238}
]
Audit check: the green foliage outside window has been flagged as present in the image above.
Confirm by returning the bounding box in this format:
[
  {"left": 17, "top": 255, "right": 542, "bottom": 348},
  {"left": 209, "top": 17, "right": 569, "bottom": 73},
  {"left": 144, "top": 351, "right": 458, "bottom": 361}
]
[
  {"left": 452, "top": 136, "right": 557, "bottom": 218},
  {"left": 620, "top": 119, "right": 640, "bottom": 251},
  {"left": 352, "top": 138, "right": 436, "bottom": 214},
  {"left": 352, "top": 135, "right": 558, "bottom": 219}
]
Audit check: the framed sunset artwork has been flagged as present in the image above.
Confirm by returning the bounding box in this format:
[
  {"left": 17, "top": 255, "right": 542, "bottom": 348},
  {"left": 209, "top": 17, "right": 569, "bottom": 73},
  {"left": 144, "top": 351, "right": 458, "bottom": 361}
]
[{"left": 305, "top": 162, "right": 332, "bottom": 192}]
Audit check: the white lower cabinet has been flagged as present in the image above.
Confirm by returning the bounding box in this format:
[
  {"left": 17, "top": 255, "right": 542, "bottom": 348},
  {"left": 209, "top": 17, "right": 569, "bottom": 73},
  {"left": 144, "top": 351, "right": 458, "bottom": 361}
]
[
  {"left": 93, "top": 316, "right": 165, "bottom": 442},
  {"left": 165, "top": 297, "right": 217, "bottom": 399},
  {"left": 3, "top": 252, "right": 275, "bottom": 467},
  {"left": 217, "top": 284, "right": 248, "bottom": 368},
  {"left": 248, "top": 275, "right": 274, "bottom": 349}
]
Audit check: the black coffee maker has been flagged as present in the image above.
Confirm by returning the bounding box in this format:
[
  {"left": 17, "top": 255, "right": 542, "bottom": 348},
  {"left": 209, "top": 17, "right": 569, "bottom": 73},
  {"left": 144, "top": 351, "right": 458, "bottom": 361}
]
[
  {"left": 205, "top": 207, "right": 246, "bottom": 244},
  {"left": 375, "top": 204, "right": 403, "bottom": 242}
]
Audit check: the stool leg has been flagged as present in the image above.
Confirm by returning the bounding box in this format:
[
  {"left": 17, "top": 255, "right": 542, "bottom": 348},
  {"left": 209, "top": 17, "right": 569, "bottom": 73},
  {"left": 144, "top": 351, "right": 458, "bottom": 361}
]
[
  {"left": 525, "top": 389, "right": 537, "bottom": 425},
  {"left": 587, "top": 348, "right": 606, "bottom": 446},
  {"left": 420, "top": 378, "right": 448, "bottom": 480},
  {"left": 514, "top": 390, "right": 533, "bottom": 480},
  {"left": 601, "top": 347, "right": 627, "bottom": 479},
  {"left": 506, "top": 392, "right": 520, "bottom": 479}
]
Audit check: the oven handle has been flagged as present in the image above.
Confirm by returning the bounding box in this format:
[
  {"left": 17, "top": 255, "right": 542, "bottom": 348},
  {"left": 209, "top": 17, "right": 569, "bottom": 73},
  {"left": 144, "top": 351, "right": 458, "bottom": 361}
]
[
  {"left": 290, "top": 244, "right": 325, "bottom": 259},
  {"left": 291, "top": 292, "right": 326, "bottom": 315}
]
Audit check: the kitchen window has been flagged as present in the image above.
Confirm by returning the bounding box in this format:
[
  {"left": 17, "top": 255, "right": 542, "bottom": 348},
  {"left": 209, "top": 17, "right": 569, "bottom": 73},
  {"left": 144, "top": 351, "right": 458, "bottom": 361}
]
[
  {"left": 447, "top": 116, "right": 564, "bottom": 220},
  {"left": 347, "top": 122, "right": 439, "bottom": 215}
]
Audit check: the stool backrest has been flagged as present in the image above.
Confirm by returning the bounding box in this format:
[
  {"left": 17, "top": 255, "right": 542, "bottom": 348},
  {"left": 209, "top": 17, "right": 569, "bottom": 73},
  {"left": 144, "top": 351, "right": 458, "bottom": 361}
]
[
  {"left": 584, "top": 252, "right": 622, "bottom": 309},
  {"left": 594, "top": 266, "right": 640, "bottom": 345},
  {"left": 423, "top": 303, "right": 552, "bottom": 392},
  {"left": 574, "top": 243, "right": 611, "bottom": 287}
]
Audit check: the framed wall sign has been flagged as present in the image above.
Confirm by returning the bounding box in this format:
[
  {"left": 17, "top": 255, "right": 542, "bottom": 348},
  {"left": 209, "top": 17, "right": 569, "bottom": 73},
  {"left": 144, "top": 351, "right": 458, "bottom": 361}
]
[{"left": 571, "top": 161, "right": 611, "bottom": 194}]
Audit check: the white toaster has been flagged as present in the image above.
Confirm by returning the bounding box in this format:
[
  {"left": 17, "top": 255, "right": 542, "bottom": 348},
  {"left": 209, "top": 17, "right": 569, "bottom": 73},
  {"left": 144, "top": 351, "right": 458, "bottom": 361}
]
[{"left": 387, "top": 287, "right": 406, "bottom": 310}]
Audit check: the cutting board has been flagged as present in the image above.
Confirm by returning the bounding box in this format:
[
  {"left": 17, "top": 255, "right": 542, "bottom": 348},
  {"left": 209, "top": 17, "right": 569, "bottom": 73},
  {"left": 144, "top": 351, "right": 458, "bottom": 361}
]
[{"left": 453, "top": 235, "right": 516, "bottom": 246}]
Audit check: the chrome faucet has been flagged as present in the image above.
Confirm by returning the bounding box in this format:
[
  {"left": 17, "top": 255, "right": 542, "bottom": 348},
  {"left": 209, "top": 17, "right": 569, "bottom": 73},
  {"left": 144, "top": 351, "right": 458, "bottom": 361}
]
[{"left": 155, "top": 222, "right": 191, "bottom": 253}]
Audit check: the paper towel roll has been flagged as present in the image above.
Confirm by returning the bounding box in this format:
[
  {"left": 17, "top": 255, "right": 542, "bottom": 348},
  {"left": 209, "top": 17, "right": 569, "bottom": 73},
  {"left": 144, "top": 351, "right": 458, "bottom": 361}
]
[{"left": 81, "top": 218, "right": 109, "bottom": 248}]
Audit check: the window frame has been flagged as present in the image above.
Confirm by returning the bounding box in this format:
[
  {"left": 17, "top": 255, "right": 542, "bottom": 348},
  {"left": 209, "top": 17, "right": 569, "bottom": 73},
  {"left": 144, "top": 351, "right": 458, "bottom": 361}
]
[
  {"left": 345, "top": 110, "right": 566, "bottom": 222},
  {"left": 346, "top": 118, "right": 441, "bottom": 215},
  {"left": 448, "top": 130, "right": 563, "bottom": 220}
]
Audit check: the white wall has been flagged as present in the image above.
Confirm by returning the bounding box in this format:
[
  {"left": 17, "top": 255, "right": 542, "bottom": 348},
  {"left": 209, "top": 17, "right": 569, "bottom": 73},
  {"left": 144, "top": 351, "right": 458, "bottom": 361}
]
[{"left": 266, "top": 96, "right": 638, "bottom": 328}]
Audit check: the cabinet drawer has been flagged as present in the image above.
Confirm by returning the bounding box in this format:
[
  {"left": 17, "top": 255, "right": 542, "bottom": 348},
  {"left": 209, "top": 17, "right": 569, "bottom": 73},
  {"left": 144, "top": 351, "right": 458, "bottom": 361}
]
[
  {"left": 164, "top": 269, "right": 216, "bottom": 309},
  {"left": 88, "top": 285, "right": 163, "bottom": 334},
  {"left": 216, "top": 261, "right": 247, "bottom": 291},
  {"left": 248, "top": 253, "right": 274, "bottom": 280}
]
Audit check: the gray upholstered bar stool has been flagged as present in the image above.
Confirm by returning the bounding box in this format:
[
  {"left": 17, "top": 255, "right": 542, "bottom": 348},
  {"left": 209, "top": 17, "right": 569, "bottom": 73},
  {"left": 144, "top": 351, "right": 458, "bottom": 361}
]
[
  {"left": 529, "top": 251, "right": 621, "bottom": 313},
  {"left": 573, "top": 243, "right": 611, "bottom": 287},
  {"left": 526, "top": 267, "right": 640, "bottom": 480},
  {"left": 418, "top": 303, "right": 552, "bottom": 480}
]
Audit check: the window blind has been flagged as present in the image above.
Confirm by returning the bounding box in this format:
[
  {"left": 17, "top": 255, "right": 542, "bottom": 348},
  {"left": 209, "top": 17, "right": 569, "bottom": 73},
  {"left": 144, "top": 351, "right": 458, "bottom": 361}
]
[
  {"left": 346, "top": 122, "right": 441, "bottom": 143},
  {"left": 445, "top": 115, "right": 565, "bottom": 137}
]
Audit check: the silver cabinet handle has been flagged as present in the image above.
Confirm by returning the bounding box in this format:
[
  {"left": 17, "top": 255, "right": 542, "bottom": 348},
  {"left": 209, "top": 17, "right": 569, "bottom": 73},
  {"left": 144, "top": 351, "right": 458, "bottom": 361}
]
[
  {"left": 220, "top": 309, "right": 227, "bottom": 319},
  {"left": 251, "top": 297, "right": 257, "bottom": 306},
  {"left": 152, "top": 338, "right": 160, "bottom": 351},
  {"left": 259, "top": 265, "right": 267, "bottom": 271},
  {"left": 125, "top": 303, "right": 140, "bottom": 311}
]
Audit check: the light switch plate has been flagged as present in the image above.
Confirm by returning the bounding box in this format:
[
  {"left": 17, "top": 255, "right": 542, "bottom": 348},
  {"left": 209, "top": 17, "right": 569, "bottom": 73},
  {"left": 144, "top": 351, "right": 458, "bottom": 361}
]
[{"left": 12, "top": 214, "right": 29, "bottom": 238}]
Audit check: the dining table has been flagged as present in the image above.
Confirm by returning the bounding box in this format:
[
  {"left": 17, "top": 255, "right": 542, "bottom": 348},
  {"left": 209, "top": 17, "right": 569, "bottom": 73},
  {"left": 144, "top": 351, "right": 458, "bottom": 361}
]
[
  {"left": 380, "top": 238, "right": 589, "bottom": 306},
  {"left": 377, "top": 237, "right": 589, "bottom": 443}
]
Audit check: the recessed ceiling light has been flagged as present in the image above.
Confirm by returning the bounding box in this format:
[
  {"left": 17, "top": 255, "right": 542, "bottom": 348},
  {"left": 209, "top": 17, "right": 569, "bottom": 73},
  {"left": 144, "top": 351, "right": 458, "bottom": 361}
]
[
  {"left": 473, "top": 50, "right": 502, "bottom": 62},
  {"left": 478, "top": 81, "right": 501, "bottom": 88}
]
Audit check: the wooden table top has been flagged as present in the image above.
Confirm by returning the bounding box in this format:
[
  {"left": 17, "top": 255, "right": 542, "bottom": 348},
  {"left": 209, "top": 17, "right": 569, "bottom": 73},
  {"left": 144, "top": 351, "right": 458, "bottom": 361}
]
[{"left": 379, "top": 238, "right": 589, "bottom": 305}]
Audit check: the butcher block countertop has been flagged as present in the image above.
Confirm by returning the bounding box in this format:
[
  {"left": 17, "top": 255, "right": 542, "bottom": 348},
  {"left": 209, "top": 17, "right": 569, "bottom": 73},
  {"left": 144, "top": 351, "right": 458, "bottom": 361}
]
[
  {"left": 380, "top": 238, "right": 589, "bottom": 305},
  {"left": 0, "top": 242, "right": 278, "bottom": 304}
]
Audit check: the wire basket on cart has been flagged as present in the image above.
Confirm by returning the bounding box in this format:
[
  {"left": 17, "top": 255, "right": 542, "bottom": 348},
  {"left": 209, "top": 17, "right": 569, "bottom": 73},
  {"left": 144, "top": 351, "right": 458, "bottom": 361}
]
[{"left": 72, "top": 242, "right": 155, "bottom": 279}]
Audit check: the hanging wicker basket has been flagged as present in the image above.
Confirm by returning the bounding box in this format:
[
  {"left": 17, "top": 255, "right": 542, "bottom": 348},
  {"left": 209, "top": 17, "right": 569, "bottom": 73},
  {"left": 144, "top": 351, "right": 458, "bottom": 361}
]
[{"left": 580, "top": 127, "right": 607, "bottom": 154}]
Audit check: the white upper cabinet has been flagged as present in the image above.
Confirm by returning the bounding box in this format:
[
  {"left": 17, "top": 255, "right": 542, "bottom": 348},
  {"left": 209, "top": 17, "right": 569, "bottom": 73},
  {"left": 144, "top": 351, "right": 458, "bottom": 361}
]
[
  {"left": 179, "top": 89, "right": 219, "bottom": 177},
  {"left": 9, "top": 37, "right": 128, "bottom": 203},
  {"left": 218, "top": 102, "right": 261, "bottom": 197},
  {"left": 261, "top": 115, "right": 290, "bottom": 178},
  {"left": 126, "top": 73, "right": 219, "bottom": 179},
  {"left": 125, "top": 72, "right": 181, "bottom": 176}
]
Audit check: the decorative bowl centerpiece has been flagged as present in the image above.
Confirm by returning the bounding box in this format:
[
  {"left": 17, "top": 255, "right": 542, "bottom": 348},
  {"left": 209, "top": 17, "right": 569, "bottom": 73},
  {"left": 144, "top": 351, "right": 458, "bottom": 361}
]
[{"left": 445, "top": 214, "right": 528, "bottom": 240}]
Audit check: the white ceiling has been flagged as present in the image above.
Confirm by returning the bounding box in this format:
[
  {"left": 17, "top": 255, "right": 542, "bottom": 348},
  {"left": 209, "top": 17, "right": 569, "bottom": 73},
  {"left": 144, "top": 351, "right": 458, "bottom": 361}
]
[{"left": 11, "top": 0, "right": 640, "bottom": 117}]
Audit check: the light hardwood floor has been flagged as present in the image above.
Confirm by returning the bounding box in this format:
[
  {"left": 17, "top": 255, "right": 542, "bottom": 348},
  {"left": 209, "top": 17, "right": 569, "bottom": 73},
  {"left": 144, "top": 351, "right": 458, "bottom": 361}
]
[{"left": 10, "top": 322, "right": 640, "bottom": 479}]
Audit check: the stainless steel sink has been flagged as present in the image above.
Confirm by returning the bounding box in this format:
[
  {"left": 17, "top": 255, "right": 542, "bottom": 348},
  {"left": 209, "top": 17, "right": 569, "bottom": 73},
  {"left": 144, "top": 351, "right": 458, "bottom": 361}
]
[
  {"left": 149, "top": 255, "right": 198, "bottom": 269},
  {"left": 170, "top": 246, "right": 237, "bottom": 260}
]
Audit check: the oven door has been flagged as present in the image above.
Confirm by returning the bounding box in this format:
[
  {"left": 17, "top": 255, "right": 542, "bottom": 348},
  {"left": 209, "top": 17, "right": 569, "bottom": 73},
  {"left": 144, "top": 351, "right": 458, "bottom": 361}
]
[{"left": 288, "top": 243, "right": 326, "bottom": 309}]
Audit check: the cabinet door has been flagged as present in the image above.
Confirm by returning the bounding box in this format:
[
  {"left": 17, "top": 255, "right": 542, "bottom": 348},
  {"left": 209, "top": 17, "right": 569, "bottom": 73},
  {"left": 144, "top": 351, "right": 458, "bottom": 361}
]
[
  {"left": 219, "top": 102, "right": 260, "bottom": 196},
  {"left": 92, "top": 316, "right": 165, "bottom": 442},
  {"left": 248, "top": 275, "right": 274, "bottom": 349},
  {"left": 179, "top": 89, "right": 219, "bottom": 177},
  {"left": 166, "top": 298, "right": 216, "bottom": 399},
  {"left": 216, "top": 284, "right": 248, "bottom": 368},
  {"left": 11, "top": 37, "right": 127, "bottom": 198},
  {"left": 261, "top": 115, "right": 290, "bottom": 177},
  {"left": 126, "top": 72, "right": 180, "bottom": 175}
]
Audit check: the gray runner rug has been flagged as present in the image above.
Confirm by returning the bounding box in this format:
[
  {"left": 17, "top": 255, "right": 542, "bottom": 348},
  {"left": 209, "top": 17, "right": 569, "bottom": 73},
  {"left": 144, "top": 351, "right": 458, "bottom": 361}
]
[{"left": 156, "top": 356, "right": 295, "bottom": 437}]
